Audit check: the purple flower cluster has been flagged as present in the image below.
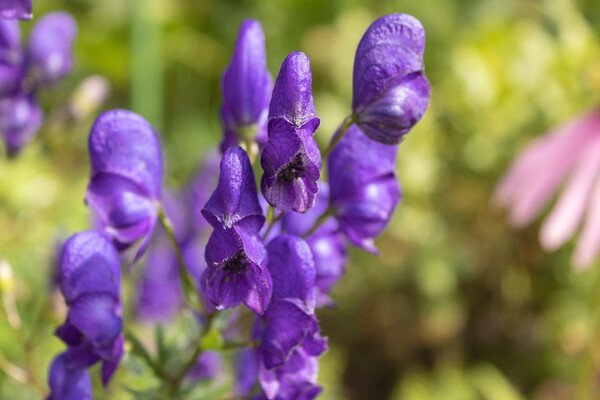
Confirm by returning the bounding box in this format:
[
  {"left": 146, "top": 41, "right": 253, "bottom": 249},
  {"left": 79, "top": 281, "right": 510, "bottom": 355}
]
[
  {"left": 46, "top": 13, "right": 429, "bottom": 399},
  {"left": 0, "top": 13, "right": 76, "bottom": 155}
]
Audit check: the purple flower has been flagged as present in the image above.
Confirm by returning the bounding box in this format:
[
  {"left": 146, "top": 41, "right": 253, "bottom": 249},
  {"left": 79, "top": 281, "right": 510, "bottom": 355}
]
[
  {"left": 495, "top": 108, "right": 600, "bottom": 270},
  {"left": 27, "top": 12, "right": 77, "bottom": 85},
  {"left": 55, "top": 231, "right": 124, "bottom": 386},
  {"left": 0, "top": 0, "right": 31, "bottom": 20},
  {"left": 86, "top": 109, "right": 163, "bottom": 258},
  {"left": 258, "top": 235, "right": 317, "bottom": 366},
  {"left": 201, "top": 146, "right": 272, "bottom": 314},
  {"left": 0, "top": 20, "right": 22, "bottom": 97},
  {"left": 261, "top": 52, "right": 321, "bottom": 213},
  {"left": 328, "top": 124, "right": 401, "bottom": 253},
  {"left": 136, "top": 234, "right": 183, "bottom": 322},
  {"left": 0, "top": 92, "right": 42, "bottom": 156},
  {"left": 352, "top": 14, "right": 430, "bottom": 144},
  {"left": 257, "top": 330, "right": 326, "bottom": 400},
  {"left": 187, "top": 351, "right": 222, "bottom": 382},
  {"left": 221, "top": 19, "right": 272, "bottom": 152},
  {"left": 236, "top": 347, "right": 258, "bottom": 396},
  {"left": 47, "top": 353, "right": 92, "bottom": 400},
  {"left": 283, "top": 183, "right": 347, "bottom": 306}
]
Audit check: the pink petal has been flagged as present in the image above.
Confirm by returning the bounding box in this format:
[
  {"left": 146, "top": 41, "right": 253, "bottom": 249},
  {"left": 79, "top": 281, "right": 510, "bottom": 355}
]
[
  {"left": 573, "top": 177, "right": 600, "bottom": 270},
  {"left": 540, "top": 137, "right": 600, "bottom": 250},
  {"left": 495, "top": 110, "right": 600, "bottom": 227}
]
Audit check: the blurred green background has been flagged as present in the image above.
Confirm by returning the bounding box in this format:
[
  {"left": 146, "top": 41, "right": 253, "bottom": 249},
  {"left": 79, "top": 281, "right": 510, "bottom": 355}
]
[{"left": 2, "top": 0, "right": 600, "bottom": 399}]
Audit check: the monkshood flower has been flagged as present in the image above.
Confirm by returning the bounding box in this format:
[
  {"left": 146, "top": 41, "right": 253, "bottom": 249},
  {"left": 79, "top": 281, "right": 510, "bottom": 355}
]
[
  {"left": 283, "top": 183, "right": 347, "bottom": 306},
  {"left": 86, "top": 109, "right": 162, "bottom": 258},
  {"left": 259, "top": 235, "right": 317, "bottom": 368},
  {"left": 201, "top": 146, "right": 272, "bottom": 314},
  {"left": 495, "top": 108, "right": 600, "bottom": 270},
  {"left": 220, "top": 19, "right": 272, "bottom": 152},
  {"left": 261, "top": 51, "right": 321, "bottom": 213},
  {"left": 0, "top": 13, "right": 76, "bottom": 155},
  {"left": 237, "top": 235, "right": 327, "bottom": 399},
  {"left": 27, "top": 12, "right": 77, "bottom": 85},
  {"left": 257, "top": 334, "right": 326, "bottom": 400},
  {"left": 55, "top": 231, "right": 123, "bottom": 386},
  {"left": 136, "top": 235, "right": 183, "bottom": 321},
  {"left": 328, "top": 124, "right": 401, "bottom": 253},
  {"left": 47, "top": 353, "right": 92, "bottom": 400},
  {"left": 0, "top": 92, "right": 42, "bottom": 155},
  {"left": 0, "top": 0, "right": 31, "bottom": 20},
  {"left": 352, "top": 14, "right": 430, "bottom": 144},
  {"left": 0, "top": 20, "right": 22, "bottom": 97}
]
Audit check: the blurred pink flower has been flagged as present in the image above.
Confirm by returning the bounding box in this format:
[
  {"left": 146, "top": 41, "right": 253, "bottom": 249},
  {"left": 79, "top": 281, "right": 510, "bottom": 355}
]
[{"left": 495, "top": 108, "right": 600, "bottom": 270}]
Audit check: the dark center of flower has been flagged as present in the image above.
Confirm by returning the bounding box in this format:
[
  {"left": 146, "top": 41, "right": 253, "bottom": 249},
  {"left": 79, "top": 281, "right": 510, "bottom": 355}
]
[
  {"left": 222, "top": 251, "right": 251, "bottom": 274},
  {"left": 277, "top": 153, "right": 305, "bottom": 184}
]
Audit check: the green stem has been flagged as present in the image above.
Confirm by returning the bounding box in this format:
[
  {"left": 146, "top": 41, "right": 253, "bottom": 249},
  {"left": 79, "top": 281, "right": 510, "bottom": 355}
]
[
  {"left": 321, "top": 114, "right": 356, "bottom": 160},
  {"left": 158, "top": 206, "right": 206, "bottom": 316},
  {"left": 302, "top": 207, "right": 333, "bottom": 239},
  {"left": 262, "top": 207, "right": 283, "bottom": 240}
]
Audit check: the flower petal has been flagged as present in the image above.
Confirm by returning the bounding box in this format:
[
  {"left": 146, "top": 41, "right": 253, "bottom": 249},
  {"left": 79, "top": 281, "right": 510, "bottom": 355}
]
[
  {"left": 202, "top": 146, "right": 264, "bottom": 229},
  {"left": 89, "top": 109, "right": 162, "bottom": 199},
  {"left": 266, "top": 235, "right": 316, "bottom": 310},
  {"left": 268, "top": 51, "right": 318, "bottom": 128},
  {"left": 47, "top": 353, "right": 92, "bottom": 400}
]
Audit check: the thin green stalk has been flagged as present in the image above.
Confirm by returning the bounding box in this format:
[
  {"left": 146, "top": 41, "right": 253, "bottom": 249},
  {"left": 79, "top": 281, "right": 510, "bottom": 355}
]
[
  {"left": 262, "top": 207, "right": 283, "bottom": 240},
  {"left": 158, "top": 206, "right": 206, "bottom": 316},
  {"left": 321, "top": 114, "right": 356, "bottom": 160}
]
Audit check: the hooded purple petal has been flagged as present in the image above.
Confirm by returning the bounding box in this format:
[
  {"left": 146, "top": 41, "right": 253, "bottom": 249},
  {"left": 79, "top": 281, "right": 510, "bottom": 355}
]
[
  {"left": 328, "top": 124, "right": 401, "bottom": 253},
  {"left": 266, "top": 234, "right": 316, "bottom": 311},
  {"left": 202, "top": 223, "right": 271, "bottom": 314},
  {"left": 268, "top": 51, "right": 318, "bottom": 128},
  {"left": 27, "top": 12, "right": 77, "bottom": 85},
  {"left": 59, "top": 231, "right": 121, "bottom": 302},
  {"left": 0, "top": 91, "right": 42, "bottom": 156},
  {"left": 47, "top": 353, "right": 92, "bottom": 400},
  {"left": 202, "top": 146, "right": 264, "bottom": 229},
  {"left": 0, "top": 0, "right": 31, "bottom": 20},
  {"left": 86, "top": 109, "right": 162, "bottom": 253},
  {"left": 282, "top": 183, "right": 347, "bottom": 305},
  {"left": 0, "top": 20, "right": 22, "bottom": 97},
  {"left": 259, "top": 300, "right": 314, "bottom": 369},
  {"left": 261, "top": 53, "right": 321, "bottom": 213},
  {"left": 257, "top": 326, "right": 326, "bottom": 400},
  {"left": 220, "top": 19, "right": 272, "bottom": 152},
  {"left": 352, "top": 13, "right": 429, "bottom": 144},
  {"left": 57, "top": 231, "right": 124, "bottom": 386}
]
